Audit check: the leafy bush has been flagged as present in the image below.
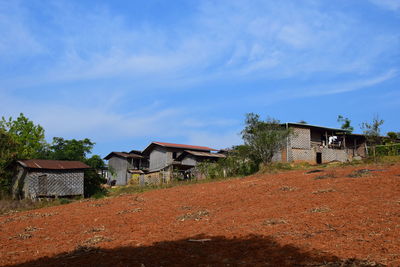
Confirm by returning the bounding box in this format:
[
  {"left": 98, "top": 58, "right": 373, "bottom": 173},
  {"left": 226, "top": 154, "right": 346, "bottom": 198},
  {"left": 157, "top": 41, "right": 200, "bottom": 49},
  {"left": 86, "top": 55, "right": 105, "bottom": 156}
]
[
  {"left": 375, "top": 144, "right": 400, "bottom": 156},
  {"left": 84, "top": 170, "right": 107, "bottom": 198}
]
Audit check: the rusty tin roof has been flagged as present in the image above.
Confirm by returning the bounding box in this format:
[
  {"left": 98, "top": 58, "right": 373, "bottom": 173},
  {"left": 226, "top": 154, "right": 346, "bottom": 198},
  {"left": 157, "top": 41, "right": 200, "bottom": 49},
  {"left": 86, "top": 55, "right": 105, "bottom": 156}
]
[{"left": 17, "top": 159, "right": 90, "bottom": 170}]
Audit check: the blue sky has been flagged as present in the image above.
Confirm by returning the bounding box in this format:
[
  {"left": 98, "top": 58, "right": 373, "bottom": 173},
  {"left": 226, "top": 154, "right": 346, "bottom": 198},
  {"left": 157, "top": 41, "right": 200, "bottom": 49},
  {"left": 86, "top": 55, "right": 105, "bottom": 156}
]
[{"left": 0, "top": 0, "right": 399, "bottom": 157}]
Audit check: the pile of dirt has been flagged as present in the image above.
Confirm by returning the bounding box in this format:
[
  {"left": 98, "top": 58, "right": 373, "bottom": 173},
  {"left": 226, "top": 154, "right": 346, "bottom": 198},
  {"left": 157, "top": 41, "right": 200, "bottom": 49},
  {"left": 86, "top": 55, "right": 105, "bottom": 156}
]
[{"left": 1, "top": 163, "right": 399, "bottom": 266}]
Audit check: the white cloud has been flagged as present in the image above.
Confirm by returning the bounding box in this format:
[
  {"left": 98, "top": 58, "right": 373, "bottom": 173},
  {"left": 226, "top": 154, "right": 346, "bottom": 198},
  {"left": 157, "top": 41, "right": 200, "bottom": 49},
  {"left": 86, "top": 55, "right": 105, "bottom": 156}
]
[
  {"left": 369, "top": 0, "right": 400, "bottom": 11},
  {"left": 305, "top": 69, "right": 398, "bottom": 96},
  {"left": 2, "top": 0, "right": 398, "bottom": 87}
]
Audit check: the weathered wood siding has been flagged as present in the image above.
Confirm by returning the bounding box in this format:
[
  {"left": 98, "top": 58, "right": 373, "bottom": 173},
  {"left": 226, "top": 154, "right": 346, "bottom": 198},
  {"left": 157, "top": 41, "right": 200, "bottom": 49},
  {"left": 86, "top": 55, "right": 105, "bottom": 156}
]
[
  {"left": 13, "top": 169, "right": 84, "bottom": 199},
  {"left": 108, "top": 156, "right": 128, "bottom": 185},
  {"left": 149, "top": 146, "right": 167, "bottom": 172},
  {"left": 181, "top": 155, "right": 197, "bottom": 166}
]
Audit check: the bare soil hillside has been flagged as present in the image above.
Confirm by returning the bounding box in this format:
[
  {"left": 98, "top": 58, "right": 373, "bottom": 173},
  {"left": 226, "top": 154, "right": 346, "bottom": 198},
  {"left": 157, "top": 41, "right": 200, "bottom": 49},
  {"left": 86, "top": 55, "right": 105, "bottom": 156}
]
[{"left": 1, "top": 164, "right": 400, "bottom": 266}]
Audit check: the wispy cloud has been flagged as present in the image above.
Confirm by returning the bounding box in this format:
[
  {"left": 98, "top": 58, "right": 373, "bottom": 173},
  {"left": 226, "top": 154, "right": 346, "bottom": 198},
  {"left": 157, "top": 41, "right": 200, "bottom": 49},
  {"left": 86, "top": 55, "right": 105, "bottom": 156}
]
[
  {"left": 305, "top": 69, "right": 398, "bottom": 96},
  {"left": 369, "top": 0, "right": 400, "bottom": 11},
  {"left": 0, "top": 0, "right": 399, "bottom": 154},
  {"left": 2, "top": 0, "right": 398, "bottom": 88}
]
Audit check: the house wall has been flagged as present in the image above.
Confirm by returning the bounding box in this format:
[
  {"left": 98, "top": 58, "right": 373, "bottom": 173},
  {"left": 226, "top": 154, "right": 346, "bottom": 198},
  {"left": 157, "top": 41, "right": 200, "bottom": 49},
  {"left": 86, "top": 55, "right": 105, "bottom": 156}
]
[
  {"left": 291, "top": 127, "right": 311, "bottom": 149},
  {"left": 291, "top": 148, "right": 314, "bottom": 162},
  {"left": 181, "top": 155, "right": 197, "bottom": 166},
  {"left": 108, "top": 156, "right": 128, "bottom": 185},
  {"left": 285, "top": 127, "right": 356, "bottom": 164},
  {"left": 149, "top": 146, "right": 168, "bottom": 172},
  {"left": 320, "top": 148, "right": 348, "bottom": 162},
  {"left": 13, "top": 169, "right": 84, "bottom": 199}
]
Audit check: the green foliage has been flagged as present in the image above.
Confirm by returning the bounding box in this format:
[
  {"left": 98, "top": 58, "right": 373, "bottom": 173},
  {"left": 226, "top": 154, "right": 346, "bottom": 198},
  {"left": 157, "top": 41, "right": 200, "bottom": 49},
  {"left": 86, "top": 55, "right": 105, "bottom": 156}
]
[
  {"left": 46, "top": 137, "right": 94, "bottom": 161},
  {"left": 84, "top": 169, "right": 107, "bottom": 198},
  {"left": 197, "top": 145, "right": 260, "bottom": 179},
  {"left": 59, "top": 198, "right": 72, "bottom": 205},
  {"left": 386, "top": 132, "right": 399, "bottom": 142},
  {"left": 0, "top": 129, "right": 18, "bottom": 194},
  {"left": 361, "top": 115, "right": 384, "bottom": 160},
  {"left": 361, "top": 115, "right": 384, "bottom": 145},
  {"left": 337, "top": 115, "right": 354, "bottom": 133},
  {"left": 40, "top": 137, "right": 105, "bottom": 197},
  {"left": 85, "top": 155, "right": 105, "bottom": 169},
  {"left": 375, "top": 144, "right": 400, "bottom": 156},
  {"left": 0, "top": 114, "right": 106, "bottom": 198},
  {"left": 241, "top": 113, "right": 291, "bottom": 165},
  {"left": 0, "top": 113, "right": 46, "bottom": 159}
]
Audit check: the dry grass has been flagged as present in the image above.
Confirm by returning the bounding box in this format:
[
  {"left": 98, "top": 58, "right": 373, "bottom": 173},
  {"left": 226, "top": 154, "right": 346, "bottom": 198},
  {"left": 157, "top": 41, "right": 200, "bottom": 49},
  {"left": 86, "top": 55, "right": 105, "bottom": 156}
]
[
  {"left": 279, "top": 186, "right": 297, "bottom": 192},
  {"left": 310, "top": 207, "right": 331, "bottom": 213},
  {"left": 0, "top": 196, "right": 77, "bottom": 215},
  {"left": 262, "top": 218, "right": 288, "bottom": 226},
  {"left": 83, "top": 235, "right": 112, "bottom": 246},
  {"left": 177, "top": 210, "right": 210, "bottom": 221},
  {"left": 84, "top": 226, "right": 105, "bottom": 233},
  {"left": 116, "top": 208, "right": 142, "bottom": 215},
  {"left": 312, "top": 188, "right": 337, "bottom": 194}
]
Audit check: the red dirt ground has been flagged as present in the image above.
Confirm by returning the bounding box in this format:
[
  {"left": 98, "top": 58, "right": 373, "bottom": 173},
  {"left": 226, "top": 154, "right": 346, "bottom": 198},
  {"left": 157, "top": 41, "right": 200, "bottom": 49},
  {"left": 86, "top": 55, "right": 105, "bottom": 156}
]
[{"left": 1, "top": 163, "right": 400, "bottom": 266}]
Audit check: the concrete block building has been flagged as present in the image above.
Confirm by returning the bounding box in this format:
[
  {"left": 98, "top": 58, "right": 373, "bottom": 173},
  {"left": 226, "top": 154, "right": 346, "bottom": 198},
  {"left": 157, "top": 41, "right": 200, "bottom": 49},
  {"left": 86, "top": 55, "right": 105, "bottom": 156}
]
[{"left": 273, "top": 123, "right": 367, "bottom": 164}]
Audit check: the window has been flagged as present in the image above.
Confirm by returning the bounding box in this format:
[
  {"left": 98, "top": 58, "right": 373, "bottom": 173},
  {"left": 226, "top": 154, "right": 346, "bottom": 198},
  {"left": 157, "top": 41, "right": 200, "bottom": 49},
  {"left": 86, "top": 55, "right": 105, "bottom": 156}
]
[{"left": 172, "top": 152, "right": 177, "bottom": 159}]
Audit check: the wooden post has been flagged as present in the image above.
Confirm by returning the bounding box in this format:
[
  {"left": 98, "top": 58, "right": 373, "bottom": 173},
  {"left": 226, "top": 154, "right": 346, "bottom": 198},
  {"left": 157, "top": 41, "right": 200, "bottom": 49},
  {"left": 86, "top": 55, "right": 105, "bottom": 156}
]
[
  {"left": 354, "top": 138, "right": 357, "bottom": 156},
  {"left": 325, "top": 131, "right": 328, "bottom": 148},
  {"left": 343, "top": 134, "right": 346, "bottom": 149}
]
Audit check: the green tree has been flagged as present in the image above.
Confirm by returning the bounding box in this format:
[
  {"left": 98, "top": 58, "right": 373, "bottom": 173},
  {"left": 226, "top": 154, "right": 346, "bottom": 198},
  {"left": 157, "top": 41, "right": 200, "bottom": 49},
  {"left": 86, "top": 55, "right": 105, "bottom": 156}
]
[
  {"left": 45, "top": 138, "right": 106, "bottom": 197},
  {"left": 337, "top": 115, "right": 354, "bottom": 133},
  {"left": 0, "top": 129, "right": 18, "bottom": 194},
  {"left": 386, "top": 132, "right": 399, "bottom": 143},
  {"left": 0, "top": 113, "right": 46, "bottom": 159},
  {"left": 241, "top": 113, "right": 291, "bottom": 165},
  {"left": 361, "top": 115, "right": 384, "bottom": 159},
  {"left": 83, "top": 156, "right": 106, "bottom": 197},
  {"left": 47, "top": 137, "right": 94, "bottom": 161},
  {"left": 85, "top": 155, "right": 105, "bottom": 170}
]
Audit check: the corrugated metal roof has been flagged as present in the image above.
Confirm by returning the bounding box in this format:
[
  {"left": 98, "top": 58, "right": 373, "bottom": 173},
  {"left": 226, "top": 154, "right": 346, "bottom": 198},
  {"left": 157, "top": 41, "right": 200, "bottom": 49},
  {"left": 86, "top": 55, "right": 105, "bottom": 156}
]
[
  {"left": 153, "top": 142, "right": 217, "bottom": 151},
  {"left": 183, "top": 150, "right": 226, "bottom": 158},
  {"left": 176, "top": 150, "right": 226, "bottom": 161},
  {"left": 18, "top": 159, "right": 90, "bottom": 170},
  {"left": 104, "top": 152, "right": 144, "bottom": 160},
  {"left": 284, "top": 123, "right": 351, "bottom": 133}
]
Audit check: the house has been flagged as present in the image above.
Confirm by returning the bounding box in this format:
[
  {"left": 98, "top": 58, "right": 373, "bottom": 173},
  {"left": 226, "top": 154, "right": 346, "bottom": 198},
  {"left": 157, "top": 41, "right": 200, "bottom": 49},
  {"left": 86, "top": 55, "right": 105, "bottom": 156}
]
[
  {"left": 274, "top": 123, "right": 367, "bottom": 164},
  {"left": 104, "top": 151, "right": 149, "bottom": 185},
  {"left": 142, "top": 142, "right": 225, "bottom": 182},
  {"left": 12, "top": 159, "right": 90, "bottom": 199}
]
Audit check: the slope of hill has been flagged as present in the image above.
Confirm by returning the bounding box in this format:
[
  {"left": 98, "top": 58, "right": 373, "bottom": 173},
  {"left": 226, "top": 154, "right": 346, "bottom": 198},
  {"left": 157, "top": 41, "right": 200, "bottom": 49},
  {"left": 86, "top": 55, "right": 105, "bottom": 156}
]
[{"left": 1, "top": 164, "right": 399, "bottom": 266}]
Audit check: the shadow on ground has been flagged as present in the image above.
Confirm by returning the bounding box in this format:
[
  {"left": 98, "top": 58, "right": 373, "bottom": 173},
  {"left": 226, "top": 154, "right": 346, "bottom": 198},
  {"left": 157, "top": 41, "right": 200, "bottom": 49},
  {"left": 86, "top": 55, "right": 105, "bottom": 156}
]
[{"left": 9, "top": 234, "right": 382, "bottom": 267}]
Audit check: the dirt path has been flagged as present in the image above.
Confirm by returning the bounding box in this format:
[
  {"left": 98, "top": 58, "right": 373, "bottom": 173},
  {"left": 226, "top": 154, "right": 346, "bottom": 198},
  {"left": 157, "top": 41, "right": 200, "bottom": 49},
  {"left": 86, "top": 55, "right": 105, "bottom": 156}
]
[{"left": 1, "top": 164, "right": 399, "bottom": 266}]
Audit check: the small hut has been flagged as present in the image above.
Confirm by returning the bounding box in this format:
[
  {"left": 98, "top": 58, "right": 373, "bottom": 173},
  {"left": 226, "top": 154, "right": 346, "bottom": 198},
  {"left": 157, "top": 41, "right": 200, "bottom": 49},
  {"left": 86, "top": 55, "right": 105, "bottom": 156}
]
[{"left": 12, "top": 159, "right": 90, "bottom": 199}]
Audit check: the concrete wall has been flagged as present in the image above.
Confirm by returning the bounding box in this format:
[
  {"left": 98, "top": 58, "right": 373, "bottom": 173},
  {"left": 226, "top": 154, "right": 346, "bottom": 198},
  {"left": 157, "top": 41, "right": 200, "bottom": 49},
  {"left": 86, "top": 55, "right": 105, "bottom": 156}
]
[
  {"left": 108, "top": 156, "right": 128, "bottom": 185},
  {"left": 291, "top": 127, "right": 311, "bottom": 149},
  {"left": 321, "top": 148, "right": 348, "bottom": 163},
  {"left": 289, "top": 147, "right": 350, "bottom": 164},
  {"left": 292, "top": 148, "right": 315, "bottom": 162},
  {"left": 13, "top": 168, "right": 84, "bottom": 199}
]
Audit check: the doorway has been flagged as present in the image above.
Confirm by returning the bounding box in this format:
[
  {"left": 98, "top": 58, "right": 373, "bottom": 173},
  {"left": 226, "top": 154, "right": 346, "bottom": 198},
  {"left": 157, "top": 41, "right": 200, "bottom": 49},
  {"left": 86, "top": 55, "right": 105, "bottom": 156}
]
[{"left": 316, "top": 152, "right": 322, "bottom": 164}]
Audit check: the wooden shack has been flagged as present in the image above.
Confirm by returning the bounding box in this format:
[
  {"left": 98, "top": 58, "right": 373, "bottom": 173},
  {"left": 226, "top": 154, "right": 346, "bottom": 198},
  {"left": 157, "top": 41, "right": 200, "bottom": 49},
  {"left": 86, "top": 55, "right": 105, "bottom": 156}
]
[{"left": 12, "top": 159, "right": 90, "bottom": 199}]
